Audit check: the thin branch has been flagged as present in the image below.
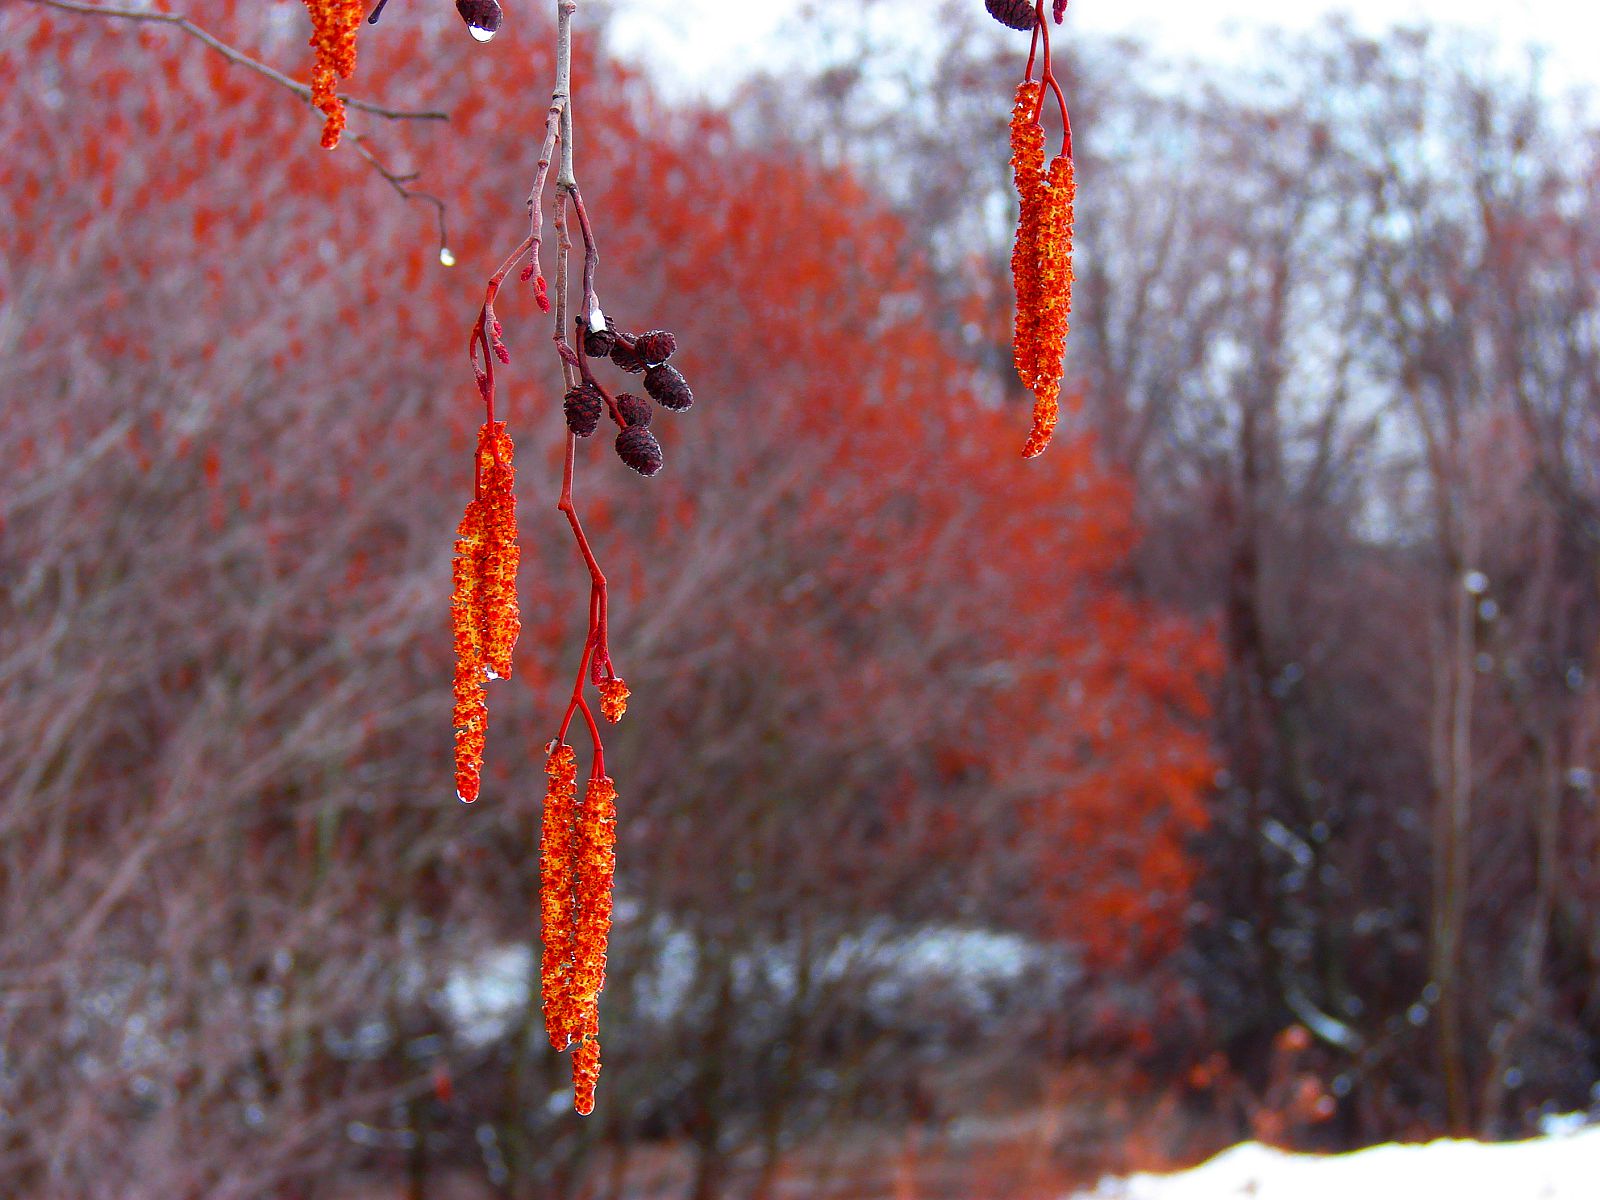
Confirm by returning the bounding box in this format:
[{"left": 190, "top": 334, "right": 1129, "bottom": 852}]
[
  {"left": 23, "top": 0, "right": 450, "bottom": 123},
  {"left": 349, "top": 133, "right": 451, "bottom": 257}
]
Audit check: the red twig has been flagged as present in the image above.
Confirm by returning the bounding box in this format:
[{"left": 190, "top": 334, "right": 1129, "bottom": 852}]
[
  {"left": 549, "top": 190, "right": 610, "bottom": 771},
  {"left": 567, "top": 187, "right": 602, "bottom": 323},
  {"left": 1025, "top": 0, "right": 1072, "bottom": 158}
]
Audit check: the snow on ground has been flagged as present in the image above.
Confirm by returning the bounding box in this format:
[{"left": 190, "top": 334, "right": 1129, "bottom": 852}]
[{"left": 1074, "top": 1121, "right": 1600, "bottom": 1200}]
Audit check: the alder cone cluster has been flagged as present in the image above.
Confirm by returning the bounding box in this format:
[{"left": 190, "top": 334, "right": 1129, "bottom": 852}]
[
  {"left": 572, "top": 316, "right": 696, "bottom": 475},
  {"left": 986, "top": 0, "right": 1037, "bottom": 32}
]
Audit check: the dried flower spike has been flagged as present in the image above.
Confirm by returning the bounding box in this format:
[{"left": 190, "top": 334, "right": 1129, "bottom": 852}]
[
  {"left": 644, "top": 364, "right": 694, "bottom": 412},
  {"left": 615, "top": 425, "right": 663, "bottom": 476},
  {"left": 986, "top": 0, "right": 1038, "bottom": 32},
  {"left": 303, "top": 0, "right": 364, "bottom": 149}
]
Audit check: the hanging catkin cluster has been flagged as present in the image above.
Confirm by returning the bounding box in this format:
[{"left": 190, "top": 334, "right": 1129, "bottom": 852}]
[
  {"left": 990, "top": 0, "right": 1077, "bottom": 457},
  {"left": 1009, "top": 84, "right": 1075, "bottom": 458},
  {"left": 538, "top": 745, "right": 618, "bottom": 1115},
  {"left": 439, "top": 0, "right": 704, "bottom": 1113},
  {"left": 449, "top": 422, "right": 520, "bottom": 805}
]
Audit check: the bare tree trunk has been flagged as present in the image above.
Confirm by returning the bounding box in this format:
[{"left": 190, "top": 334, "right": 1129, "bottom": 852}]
[{"left": 1432, "top": 552, "right": 1476, "bottom": 1135}]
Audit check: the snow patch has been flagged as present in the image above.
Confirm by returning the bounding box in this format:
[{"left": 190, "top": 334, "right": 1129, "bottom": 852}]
[{"left": 1074, "top": 1121, "right": 1600, "bottom": 1200}]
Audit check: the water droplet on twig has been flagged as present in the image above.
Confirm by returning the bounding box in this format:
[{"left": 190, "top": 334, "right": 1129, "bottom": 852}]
[{"left": 439, "top": 247, "right": 457, "bottom": 267}]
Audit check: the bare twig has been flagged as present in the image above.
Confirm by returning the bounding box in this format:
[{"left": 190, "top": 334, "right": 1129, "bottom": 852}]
[{"left": 349, "top": 134, "right": 451, "bottom": 258}]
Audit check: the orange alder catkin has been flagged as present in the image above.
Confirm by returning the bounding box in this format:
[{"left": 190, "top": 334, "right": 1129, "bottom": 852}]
[
  {"left": 1010, "top": 81, "right": 1046, "bottom": 394},
  {"left": 569, "top": 774, "right": 617, "bottom": 1111},
  {"left": 475, "top": 424, "right": 521, "bottom": 681},
  {"left": 449, "top": 502, "right": 488, "bottom": 803},
  {"left": 1022, "top": 154, "right": 1075, "bottom": 458},
  {"left": 302, "top": 0, "right": 363, "bottom": 149},
  {"left": 598, "top": 677, "right": 630, "bottom": 724},
  {"left": 572, "top": 1035, "right": 602, "bottom": 1117},
  {"left": 449, "top": 422, "right": 520, "bottom": 803},
  {"left": 1009, "top": 82, "right": 1076, "bottom": 458},
  {"left": 540, "top": 744, "right": 580, "bottom": 1050}
]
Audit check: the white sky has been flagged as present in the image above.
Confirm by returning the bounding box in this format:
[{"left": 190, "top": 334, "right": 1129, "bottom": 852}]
[{"left": 604, "top": 0, "right": 1599, "bottom": 100}]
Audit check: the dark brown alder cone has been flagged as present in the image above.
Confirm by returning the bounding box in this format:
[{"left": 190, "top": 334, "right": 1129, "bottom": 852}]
[
  {"left": 564, "top": 382, "right": 603, "bottom": 437},
  {"left": 644, "top": 364, "right": 694, "bottom": 411},
  {"left": 582, "top": 316, "right": 617, "bottom": 358},
  {"left": 456, "top": 0, "right": 503, "bottom": 36},
  {"left": 986, "top": 0, "right": 1037, "bottom": 31},
  {"left": 614, "top": 392, "right": 652, "bottom": 429},
  {"left": 609, "top": 334, "right": 647, "bottom": 374},
  {"left": 634, "top": 330, "right": 677, "bottom": 365},
  {"left": 615, "top": 425, "right": 663, "bottom": 476}
]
